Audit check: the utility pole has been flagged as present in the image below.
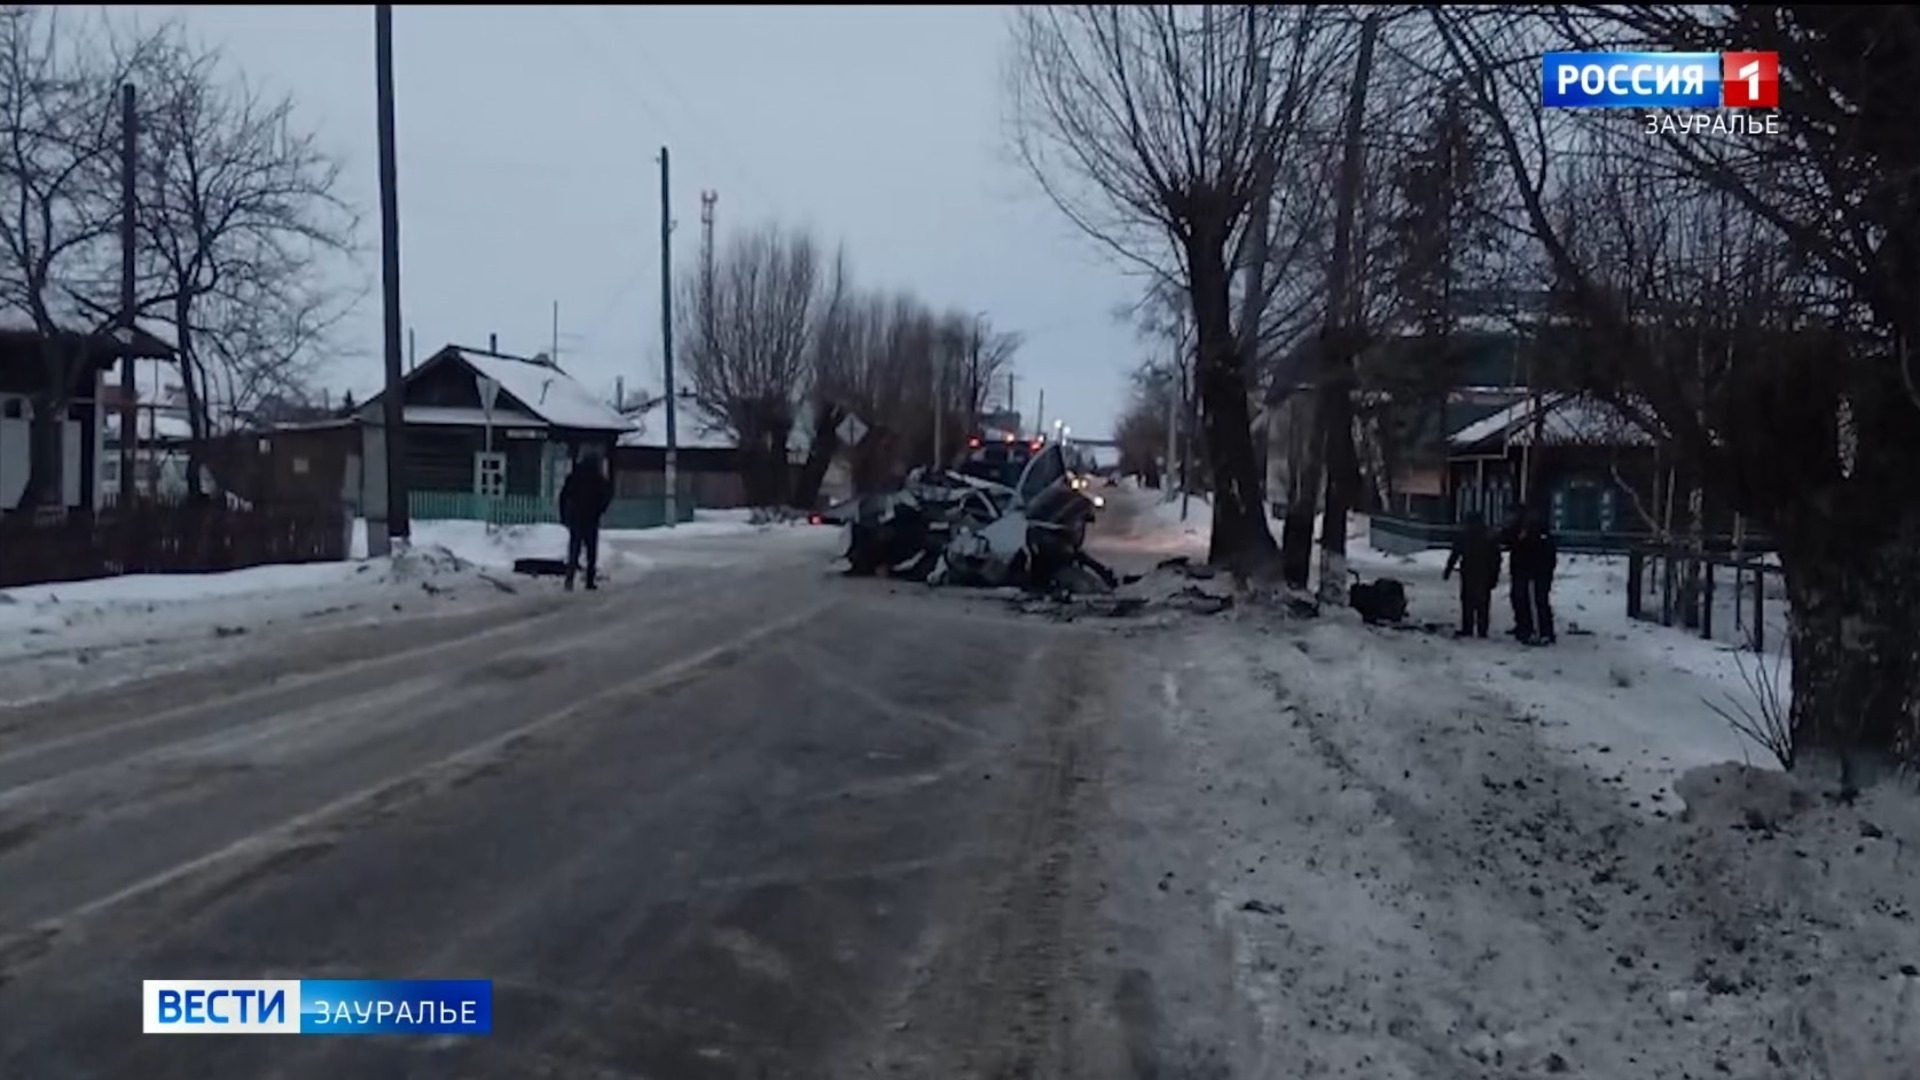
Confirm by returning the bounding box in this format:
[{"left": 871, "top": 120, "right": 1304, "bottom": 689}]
[
  {"left": 374, "top": 3, "right": 409, "bottom": 550},
  {"left": 932, "top": 355, "right": 944, "bottom": 468},
  {"left": 407, "top": 327, "right": 415, "bottom": 372},
  {"left": 117, "top": 82, "right": 136, "bottom": 509},
  {"left": 1164, "top": 364, "right": 1178, "bottom": 499},
  {"left": 1035, "top": 389, "right": 1045, "bottom": 441},
  {"left": 699, "top": 189, "right": 717, "bottom": 340},
  {"left": 1181, "top": 317, "right": 1194, "bottom": 521},
  {"left": 550, "top": 300, "right": 560, "bottom": 362},
  {"left": 658, "top": 146, "right": 678, "bottom": 528}
]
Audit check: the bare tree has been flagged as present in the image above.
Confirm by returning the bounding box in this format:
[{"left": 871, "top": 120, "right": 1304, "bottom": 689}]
[
  {"left": 125, "top": 27, "right": 359, "bottom": 495},
  {"left": 681, "top": 221, "right": 828, "bottom": 506},
  {"left": 0, "top": 7, "right": 157, "bottom": 509},
  {"left": 1434, "top": 5, "right": 1920, "bottom": 771},
  {"left": 1009, "top": 4, "right": 1351, "bottom": 574},
  {"left": 115, "top": 28, "right": 360, "bottom": 491},
  {"left": 791, "top": 245, "right": 854, "bottom": 508}
]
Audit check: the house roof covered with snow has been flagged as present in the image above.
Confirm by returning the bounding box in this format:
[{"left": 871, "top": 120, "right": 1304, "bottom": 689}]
[
  {"left": 1449, "top": 392, "right": 1660, "bottom": 451},
  {"left": 618, "top": 390, "right": 736, "bottom": 451},
  {"left": 456, "top": 349, "right": 630, "bottom": 432},
  {"left": 364, "top": 345, "right": 632, "bottom": 434}
]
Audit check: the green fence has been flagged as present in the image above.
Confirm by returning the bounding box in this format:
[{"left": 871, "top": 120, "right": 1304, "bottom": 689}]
[
  {"left": 410, "top": 491, "right": 694, "bottom": 530},
  {"left": 1368, "top": 514, "right": 1772, "bottom": 557}
]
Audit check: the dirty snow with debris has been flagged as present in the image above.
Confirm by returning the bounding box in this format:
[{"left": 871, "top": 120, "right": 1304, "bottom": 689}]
[{"left": 1086, "top": 490, "right": 1919, "bottom": 1078}]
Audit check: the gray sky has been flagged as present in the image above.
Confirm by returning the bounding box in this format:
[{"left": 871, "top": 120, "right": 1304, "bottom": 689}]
[{"left": 131, "top": 4, "right": 1145, "bottom": 438}]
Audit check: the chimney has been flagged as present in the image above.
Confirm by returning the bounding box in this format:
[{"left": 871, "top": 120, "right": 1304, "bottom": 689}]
[
  {"left": 488, "top": 333, "right": 498, "bottom": 353},
  {"left": 615, "top": 376, "right": 625, "bottom": 411}
]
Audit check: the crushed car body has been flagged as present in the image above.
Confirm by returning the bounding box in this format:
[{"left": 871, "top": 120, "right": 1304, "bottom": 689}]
[{"left": 842, "top": 443, "right": 1117, "bottom": 594}]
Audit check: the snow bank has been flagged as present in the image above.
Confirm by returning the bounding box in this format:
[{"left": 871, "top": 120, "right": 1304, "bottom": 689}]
[
  {"left": 1345, "top": 541, "right": 1795, "bottom": 804},
  {"left": 0, "top": 552, "right": 509, "bottom": 706},
  {"left": 1112, "top": 616, "right": 1920, "bottom": 1077}
]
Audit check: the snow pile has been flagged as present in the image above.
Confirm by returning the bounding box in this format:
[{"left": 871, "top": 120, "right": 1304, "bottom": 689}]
[
  {"left": 1107, "top": 617, "right": 1919, "bottom": 1078},
  {"left": 0, "top": 555, "right": 511, "bottom": 706}
]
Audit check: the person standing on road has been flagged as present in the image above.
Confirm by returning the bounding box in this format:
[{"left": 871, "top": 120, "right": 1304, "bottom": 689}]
[
  {"left": 1442, "top": 510, "right": 1500, "bottom": 638},
  {"left": 559, "top": 449, "right": 613, "bottom": 591},
  {"left": 1512, "top": 505, "right": 1559, "bottom": 645},
  {"left": 1498, "top": 504, "right": 1535, "bottom": 642}
]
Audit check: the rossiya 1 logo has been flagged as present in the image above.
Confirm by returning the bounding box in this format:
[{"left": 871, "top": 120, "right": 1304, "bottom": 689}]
[
  {"left": 1541, "top": 51, "right": 1778, "bottom": 108},
  {"left": 1540, "top": 50, "right": 1779, "bottom": 136}
]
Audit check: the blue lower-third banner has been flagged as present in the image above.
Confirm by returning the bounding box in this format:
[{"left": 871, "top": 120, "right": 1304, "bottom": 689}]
[{"left": 143, "top": 979, "right": 492, "bottom": 1035}]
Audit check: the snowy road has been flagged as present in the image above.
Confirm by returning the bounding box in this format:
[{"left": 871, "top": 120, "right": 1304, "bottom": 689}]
[
  {"left": 0, "top": 499, "right": 1913, "bottom": 1078},
  {"left": 0, "top": 533, "right": 1145, "bottom": 1078}
]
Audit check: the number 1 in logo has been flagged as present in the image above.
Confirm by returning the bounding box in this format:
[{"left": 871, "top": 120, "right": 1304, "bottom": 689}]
[{"left": 1721, "top": 51, "right": 1778, "bottom": 108}]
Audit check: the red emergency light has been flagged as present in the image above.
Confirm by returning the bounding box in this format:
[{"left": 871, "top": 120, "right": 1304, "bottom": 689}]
[{"left": 967, "top": 435, "right": 981, "bottom": 448}]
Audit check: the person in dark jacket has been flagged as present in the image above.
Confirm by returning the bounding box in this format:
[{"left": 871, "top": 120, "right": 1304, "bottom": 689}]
[
  {"left": 1497, "top": 505, "right": 1534, "bottom": 641},
  {"left": 1502, "top": 505, "right": 1559, "bottom": 645},
  {"left": 558, "top": 450, "right": 613, "bottom": 591},
  {"left": 1442, "top": 510, "right": 1501, "bottom": 638}
]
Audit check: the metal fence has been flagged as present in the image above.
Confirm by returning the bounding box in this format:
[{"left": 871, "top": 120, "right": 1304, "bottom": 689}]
[
  {"left": 1625, "top": 544, "right": 1789, "bottom": 654},
  {"left": 0, "top": 497, "right": 349, "bottom": 589},
  {"left": 408, "top": 491, "right": 694, "bottom": 531}
]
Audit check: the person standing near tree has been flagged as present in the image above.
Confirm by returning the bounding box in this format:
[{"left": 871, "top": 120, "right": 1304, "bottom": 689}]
[
  {"left": 1513, "top": 505, "right": 1559, "bottom": 645},
  {"left": 1443, "top": 510, "right": 1500, "bottom": 638},
  {"left": 559, "top": 449, "right": 613, "bottom": 591},
  {"left": 1498, "top": 503, "right": 1535, "bottom": 642}
]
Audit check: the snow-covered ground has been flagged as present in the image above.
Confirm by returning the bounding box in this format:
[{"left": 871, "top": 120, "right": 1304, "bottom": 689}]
[
  {"left": 1096, "top": 491, "right": 1918, "bottom": 1077},
  {"left": 0, "top": 510, "right": 833, "bottom": 706}
]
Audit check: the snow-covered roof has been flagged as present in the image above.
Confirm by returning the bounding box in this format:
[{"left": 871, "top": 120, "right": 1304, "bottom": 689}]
[
  {"left": 1449, "top": 392, "right": 1659, "bottom": 450},
  {"left": 618, "top": 411, "right": 735, "bottom": 451},
  {"left": 454, "top": 349, "right": 630, "bottom": 432}
]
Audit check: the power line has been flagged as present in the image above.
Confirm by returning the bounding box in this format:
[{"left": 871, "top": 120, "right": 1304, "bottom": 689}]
[{"left": 592, "top": 7, "right": 785, "bottom": 212}]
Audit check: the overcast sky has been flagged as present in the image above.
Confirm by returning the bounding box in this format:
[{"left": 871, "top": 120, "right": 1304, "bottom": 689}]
[{"left": 127, "top": 4, "right": 1145, "bottom": 437}]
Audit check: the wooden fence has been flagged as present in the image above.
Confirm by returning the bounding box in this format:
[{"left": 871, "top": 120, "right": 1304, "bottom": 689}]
[
  {"left": 0, "top": 497, "right": 349, "bottom": 589},
  {"left": 1625, "top": 544, "right": 1789, "bottom": 654}
]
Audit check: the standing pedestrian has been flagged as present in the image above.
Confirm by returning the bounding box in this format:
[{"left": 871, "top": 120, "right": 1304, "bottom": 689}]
[
  {"left": 1498, "top": 504, "right": 1535, "bottom": 642},
  {"left": 1442, "top": 510, "right": 1500, "bottom": 638},
  {"left": 559, "top": 448, "right": 613, "bottom": 591},
  {"left": 1513, "top": 505, "right": 1559, "bottom": 645}
]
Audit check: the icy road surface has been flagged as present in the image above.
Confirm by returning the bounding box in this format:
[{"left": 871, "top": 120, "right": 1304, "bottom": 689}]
[{"left": 0, "top": 495, "right": 1912, "bottom": 1078}]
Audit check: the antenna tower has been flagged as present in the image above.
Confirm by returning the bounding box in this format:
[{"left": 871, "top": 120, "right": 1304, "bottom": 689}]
[{"left": 698, "top": 190, "right": 718, "bottom": 357}]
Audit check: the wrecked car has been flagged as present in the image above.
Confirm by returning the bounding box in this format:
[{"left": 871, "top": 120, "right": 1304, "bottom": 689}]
[{"left": 842, "top": 442, "right": 1116, "bottom": 594}]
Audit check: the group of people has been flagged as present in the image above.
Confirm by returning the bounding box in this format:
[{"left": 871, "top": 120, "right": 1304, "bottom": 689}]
[{"left": 1442, "top": 504, "right": 1560, "bottom": 646}]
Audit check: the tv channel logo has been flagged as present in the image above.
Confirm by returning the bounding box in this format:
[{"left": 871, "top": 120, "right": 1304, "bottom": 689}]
[
  {"left": 1542, "top": 51, "right": 1778, "bottom": 109},
  {"left": 143, "top": 978, "right": 493, "bottom": 1035}
]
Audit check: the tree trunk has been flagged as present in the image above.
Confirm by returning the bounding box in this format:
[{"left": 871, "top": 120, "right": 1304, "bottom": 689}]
[
  {"left": 767, "top": 422, "right": 793, "bottom": 506},
  {"left": 1775, "top": 500, "right": 1920, "bottom": 781},
  {"left": 174, "top": 295, "right": 208, "bottom": 501},
  {"left": 1313, "top": 12, "right": 1378, "bottom": 605},
  {"left": 791, "top": 403, "right": 843, "bottom": 508},
  {"left": 1317, "top": 342, "right": 1361, "bottom": 603},
  {"left": 1188, "top": 236, "right": 1277, "bottom": 573},
  {"left": 1278, "top": 390, "right": 1325, "bottom": 589}
]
